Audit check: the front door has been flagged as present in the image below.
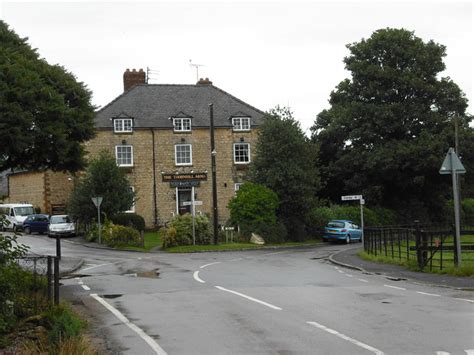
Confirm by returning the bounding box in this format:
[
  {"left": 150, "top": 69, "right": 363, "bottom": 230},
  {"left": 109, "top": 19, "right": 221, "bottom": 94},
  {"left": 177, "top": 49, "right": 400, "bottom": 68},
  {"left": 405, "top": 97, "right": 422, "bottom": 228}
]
[{"left": 177, "top": 188, "right": 192, "bottom": 215}]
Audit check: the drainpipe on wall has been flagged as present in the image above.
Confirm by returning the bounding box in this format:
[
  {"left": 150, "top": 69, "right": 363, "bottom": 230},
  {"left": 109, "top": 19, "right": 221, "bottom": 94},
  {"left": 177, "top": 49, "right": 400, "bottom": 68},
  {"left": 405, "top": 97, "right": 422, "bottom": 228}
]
[{"left": 151, "top": 128, "right": 158, "bottom": 226}]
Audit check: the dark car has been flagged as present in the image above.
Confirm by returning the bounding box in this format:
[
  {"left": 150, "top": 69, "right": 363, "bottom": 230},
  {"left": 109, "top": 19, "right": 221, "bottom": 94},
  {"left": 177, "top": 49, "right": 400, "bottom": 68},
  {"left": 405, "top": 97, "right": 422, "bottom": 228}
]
[{"left": 22, "top": 214, "right": 50, "bottom": 235}]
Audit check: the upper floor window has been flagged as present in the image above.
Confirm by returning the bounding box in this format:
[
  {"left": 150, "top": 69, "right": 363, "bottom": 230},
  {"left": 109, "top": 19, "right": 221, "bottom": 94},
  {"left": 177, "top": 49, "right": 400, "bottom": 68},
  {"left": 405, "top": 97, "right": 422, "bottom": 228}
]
[
  {"left": 173, "top": 118, "right": 192, "bottom": 132},
  {"left": 115, "top": 145, "right": 133, "bottom": 166},
  {"left": 232, "top": 117, "right": 250, "bottom": 131},
  {"left": 114, "top": 118, "right": 133, "bottom": 133},
  {"left": 233, "top": 143, "right": 250, "bottom": 164},
  {"left": 175, "top": 144, "right": 192, "bottom": 165}
]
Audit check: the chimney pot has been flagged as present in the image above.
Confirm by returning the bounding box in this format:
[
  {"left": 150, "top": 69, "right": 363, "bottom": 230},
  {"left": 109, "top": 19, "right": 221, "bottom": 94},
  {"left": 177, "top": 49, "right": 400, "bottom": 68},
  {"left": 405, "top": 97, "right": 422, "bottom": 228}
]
[{"left": 196, "top": 77, "right": 213, "bottom": 86}]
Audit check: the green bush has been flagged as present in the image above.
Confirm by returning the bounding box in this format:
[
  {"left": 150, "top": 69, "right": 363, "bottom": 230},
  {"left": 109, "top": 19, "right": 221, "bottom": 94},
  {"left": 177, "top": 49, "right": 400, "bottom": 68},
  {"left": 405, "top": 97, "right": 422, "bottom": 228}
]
[
  {"left": 462, "top": 198, "right": 474, "bottom": 222},
  {"left": 45, "top": 304, "right": 86, "bottom": 346},
  {"left": 110, "top": 213, "right": 145, "bottom": 231},
  {"left": 161, "top": 214, "right": 213, "bottom": 248},
  {"left": 161, "top": 227, "right": 177, "bottom": 249},
  {"left": 102, "top": 223, "right": 141, "bottom": 247}
]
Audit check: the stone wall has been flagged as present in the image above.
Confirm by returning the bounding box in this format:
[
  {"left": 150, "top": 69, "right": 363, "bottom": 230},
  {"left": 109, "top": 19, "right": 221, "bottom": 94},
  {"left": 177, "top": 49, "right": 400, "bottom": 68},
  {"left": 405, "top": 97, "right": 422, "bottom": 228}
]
[
  {"left": 86, "top": 126, "right": 259, "bottom": 227},
  {"left": 7, "top": 172, "right": 45, "bottom": 212}
]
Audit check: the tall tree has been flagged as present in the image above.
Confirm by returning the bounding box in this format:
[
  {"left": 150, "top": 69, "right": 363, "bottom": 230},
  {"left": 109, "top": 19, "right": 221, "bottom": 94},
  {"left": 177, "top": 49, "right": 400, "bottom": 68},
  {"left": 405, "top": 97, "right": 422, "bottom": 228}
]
[
  {"left": 0, "top": 21, "right": 95, "bottom": 172},
  {"left": 251, "top": 107, "right": 320, "bottom": 240},
  {"left": 311, "top": 28, "right": 472, "bottom": 221},
  {"left": 68, "top": 151, "right": 134, "bottom": 223}
]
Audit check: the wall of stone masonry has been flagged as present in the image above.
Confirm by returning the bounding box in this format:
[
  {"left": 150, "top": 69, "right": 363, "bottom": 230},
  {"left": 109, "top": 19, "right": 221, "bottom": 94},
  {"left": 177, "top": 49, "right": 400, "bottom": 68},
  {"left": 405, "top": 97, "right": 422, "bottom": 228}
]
[
  {"left": 86, "top": 126, "right": 259, "bottom": 228},
  {"left": 44, "top": 171, "right": 74, "bottom": 214},
  {"left": 7, "top": 172, "right": 46, "bottom": 212}
]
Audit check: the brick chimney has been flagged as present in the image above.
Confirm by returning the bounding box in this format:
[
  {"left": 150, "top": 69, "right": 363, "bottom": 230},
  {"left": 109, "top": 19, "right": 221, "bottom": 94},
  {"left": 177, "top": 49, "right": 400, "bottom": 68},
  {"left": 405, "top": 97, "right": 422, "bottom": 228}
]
[
  {"left": 123, "top": 68, "right": 146, "bottom": 91},
  {"left": 196, "top": 77, "right": 213, "bottom": 86}
]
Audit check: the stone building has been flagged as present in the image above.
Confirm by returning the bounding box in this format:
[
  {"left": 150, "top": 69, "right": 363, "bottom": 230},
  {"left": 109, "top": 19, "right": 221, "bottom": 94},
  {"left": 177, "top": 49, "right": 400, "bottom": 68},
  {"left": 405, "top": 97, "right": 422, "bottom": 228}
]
[{"left": 4, "top": 69, "right": 265, "bottom": 227}]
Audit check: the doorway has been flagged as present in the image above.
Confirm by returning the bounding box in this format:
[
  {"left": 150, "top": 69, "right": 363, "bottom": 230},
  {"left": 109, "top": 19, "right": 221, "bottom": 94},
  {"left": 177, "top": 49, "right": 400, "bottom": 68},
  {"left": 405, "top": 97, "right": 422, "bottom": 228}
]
[{"left": 177, "top": 188, "right": 192, "bottom": 215}]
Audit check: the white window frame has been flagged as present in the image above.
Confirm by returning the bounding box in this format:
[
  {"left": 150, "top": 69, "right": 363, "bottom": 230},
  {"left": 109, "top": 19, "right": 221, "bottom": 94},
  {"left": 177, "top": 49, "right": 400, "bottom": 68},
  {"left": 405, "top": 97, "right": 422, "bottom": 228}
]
[
  {"left": 125, "top": 186, "right": 135, "bottom": 213},
  {"left": 173, "top": 118, "right": 192, "bottom": 132},
  {"left": 115, "top": 145, "right": 134, "bottom": 167},
  {"left": 233, "top": 143, "right": 250, "bottom": 164},
  {"left": 175, "top": 144, "right": 192, "bottom": 166},
  {"left": 234, "top": 183, "right": 244, "bottom": 192},
  {"left": 232, "top": 117, "right": 251, "bottom": 131},
  {"left": 114, "top": 118, "right": 133, "bottom": 133}
]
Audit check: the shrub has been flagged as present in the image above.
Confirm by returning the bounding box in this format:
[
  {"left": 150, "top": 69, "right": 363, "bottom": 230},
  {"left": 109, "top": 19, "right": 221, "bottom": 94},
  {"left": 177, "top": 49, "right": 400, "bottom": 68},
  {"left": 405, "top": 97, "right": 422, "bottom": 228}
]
[
  {"left": 110, "top": 213, "right": 145, "bottom": 231},
  {"left": 45, "top": 304, "right": 86, "bottom": 346},
  {"left": 161, "top": 227, "right": 177, "bottom": 249},
  {"left": 102, "top": 224, "right": 141, "bottom": 248},
  {"left": 462, "top": 198, "right": 474, "bottom": 222},
  {"left": 161, "top": 214, "right": 213, "bottom": 248}
]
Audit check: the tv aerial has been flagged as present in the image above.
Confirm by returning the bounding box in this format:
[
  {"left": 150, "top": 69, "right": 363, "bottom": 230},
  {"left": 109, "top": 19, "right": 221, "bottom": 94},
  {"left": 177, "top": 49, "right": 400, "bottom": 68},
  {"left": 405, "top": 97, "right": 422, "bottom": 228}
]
[{"left": 189, "top": 59, "right": 205, "bottom": 82}]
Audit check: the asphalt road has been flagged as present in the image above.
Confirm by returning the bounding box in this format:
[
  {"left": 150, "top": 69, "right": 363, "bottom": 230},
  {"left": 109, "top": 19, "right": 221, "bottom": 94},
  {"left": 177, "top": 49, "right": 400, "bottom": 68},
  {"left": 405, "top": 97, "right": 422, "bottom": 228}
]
[{"left": 16, "top": 233, "right": 474, "bottom": 355}]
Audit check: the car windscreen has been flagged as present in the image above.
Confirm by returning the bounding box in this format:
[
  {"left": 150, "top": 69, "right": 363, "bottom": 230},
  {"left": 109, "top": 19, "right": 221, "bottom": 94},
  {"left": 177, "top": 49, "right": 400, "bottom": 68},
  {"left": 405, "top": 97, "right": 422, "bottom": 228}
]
[
  {"left": 327, "top": 222, "right": 345, "bottom": 228},
  {"left": 14, "top": 207, "right": 34, "bottom": 216},
  {"left": 50, "top": 216, "right": 71, "bottom": 224}
]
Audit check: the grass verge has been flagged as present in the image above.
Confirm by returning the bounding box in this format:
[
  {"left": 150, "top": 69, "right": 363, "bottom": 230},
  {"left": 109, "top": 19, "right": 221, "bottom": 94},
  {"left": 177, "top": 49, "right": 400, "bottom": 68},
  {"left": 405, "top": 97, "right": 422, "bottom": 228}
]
[
  {"left": 358, "top": 250, "right": 474, "bottom": 277},
  {"left": 116, "top": 231, "right": 162, "bottom": 251}
]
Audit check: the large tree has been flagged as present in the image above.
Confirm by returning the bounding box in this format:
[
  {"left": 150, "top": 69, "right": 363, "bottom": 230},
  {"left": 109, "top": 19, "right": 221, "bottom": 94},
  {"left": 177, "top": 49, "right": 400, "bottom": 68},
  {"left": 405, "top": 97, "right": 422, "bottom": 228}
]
[
  {"left": 250, "top": 107, "right": 321, "bottom": 240},
  {"left": 67, "top": 151, "right": 135, "bottom": 223},
  {"left": 0, "top": 21, "right": 95, "bottom": 172},
  {"left": 311, "top": 28, "right": 473, "bottom": 221}
]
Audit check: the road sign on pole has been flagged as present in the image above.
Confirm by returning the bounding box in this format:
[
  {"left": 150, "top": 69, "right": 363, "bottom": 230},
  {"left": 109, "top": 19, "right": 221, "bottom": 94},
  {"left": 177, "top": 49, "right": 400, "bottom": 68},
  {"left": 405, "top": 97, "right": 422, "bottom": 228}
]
[
  {"left": 341, "top": 195, "right": 362, "bottom": 201},
  {"left": 439, "top": 148, "right": 466, "bottom": 266},
  {"left": 341, "top": 195, "right": 364, "bottom": 242},
  {"left": 91, "top": 197, "right": 103, "bottom": 244}
]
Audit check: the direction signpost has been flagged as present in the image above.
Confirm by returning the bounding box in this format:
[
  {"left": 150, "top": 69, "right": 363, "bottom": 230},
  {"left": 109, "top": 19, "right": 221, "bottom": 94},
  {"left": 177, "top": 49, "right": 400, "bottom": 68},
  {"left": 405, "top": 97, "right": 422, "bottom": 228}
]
[
  {"left": 440, "top": 147, "right": 466, "bottom": 266},
  {"left": 91, "top": 196, "right": 103, "bottom": 244},
  {"left": 183, "top": 187, "right": 203, "bottom": 245},
  {"left": 341, "top": 195, "right": 365, "bottom": 242}
]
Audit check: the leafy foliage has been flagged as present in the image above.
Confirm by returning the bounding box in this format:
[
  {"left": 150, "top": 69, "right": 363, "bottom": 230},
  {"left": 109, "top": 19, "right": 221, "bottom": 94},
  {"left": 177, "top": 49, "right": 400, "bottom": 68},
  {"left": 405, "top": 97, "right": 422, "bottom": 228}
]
[
  {"left": 311, "top": 28, "right": 472, "bottom": 221},
  {"left": 110, "top": 213, "right": 145, "bottom": 232},
  {"left": 0, "top": 21, "right": 95, "bottom": 172},
  {"left": 102, "top": 223, "right": 142, "bottom": 248},
  {"left": 161, "top": 214, "right": 212, "bottom": 248},
  {"left": 250, "top": 107, "right": 321, "bottom": 240},
  {"left": 67, "top": 151, "right": 134, "bottom": 223}
]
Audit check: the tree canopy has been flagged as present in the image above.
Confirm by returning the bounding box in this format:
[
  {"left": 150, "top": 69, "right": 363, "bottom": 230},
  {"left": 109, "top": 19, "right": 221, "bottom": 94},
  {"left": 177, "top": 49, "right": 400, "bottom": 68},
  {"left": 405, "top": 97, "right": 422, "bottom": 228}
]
[
  {"left": 311, "top": 28, "right": 472, "bottom": 221},
  {"left": 251, "top": 107, "right": 320, "bottom": 240},
  {"left": 67, "top": 151, "right": 134, "bottom": 223},
  {"left": 0, "top": 21, "right": 95, "bottom": 172}
]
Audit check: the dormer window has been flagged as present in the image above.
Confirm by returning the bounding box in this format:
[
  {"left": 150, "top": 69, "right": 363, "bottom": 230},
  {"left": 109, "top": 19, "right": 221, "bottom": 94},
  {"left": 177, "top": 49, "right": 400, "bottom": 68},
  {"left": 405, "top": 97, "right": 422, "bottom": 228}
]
[
  {"left": 232, "top": 117, "right": 251, "bottom": 131},
  {"left": 114, "top": 118, "right": 133, "bottom": 133},
  {"left": 173, "top": 118, "right": 192, "bottom": 132}
]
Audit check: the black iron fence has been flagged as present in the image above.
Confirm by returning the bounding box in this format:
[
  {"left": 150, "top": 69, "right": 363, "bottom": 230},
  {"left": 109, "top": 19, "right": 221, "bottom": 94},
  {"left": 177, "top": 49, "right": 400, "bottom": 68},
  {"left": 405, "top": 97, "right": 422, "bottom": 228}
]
[
  {"left": 15, "top": 255, "right": 61, "bottom": 307},
  {"left": 364, "top": 222, "right": 474, "bottom": 271}
]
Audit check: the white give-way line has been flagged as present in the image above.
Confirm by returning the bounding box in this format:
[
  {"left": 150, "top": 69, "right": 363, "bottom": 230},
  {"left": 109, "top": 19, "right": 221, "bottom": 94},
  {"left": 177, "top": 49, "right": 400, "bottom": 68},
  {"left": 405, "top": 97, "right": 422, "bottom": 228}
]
[
  {"left": 91, "top": 294, "right": 167, "bottom": 355},
  {"left": 193, "top": 271, "right": 205, "bottom": 283},
  {"left": 215, "top": 286, "right": 282, "bottom": 310}
]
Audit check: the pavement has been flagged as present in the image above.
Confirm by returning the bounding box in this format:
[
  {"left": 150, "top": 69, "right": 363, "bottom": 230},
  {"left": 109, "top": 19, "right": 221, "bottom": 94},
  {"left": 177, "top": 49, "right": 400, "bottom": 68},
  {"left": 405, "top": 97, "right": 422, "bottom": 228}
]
[
  {"left": 56, "top": 235, "right": 474, "bottom": 289},
  {"left": 329, "top": 245, "right": 474, "bottom": 290}
]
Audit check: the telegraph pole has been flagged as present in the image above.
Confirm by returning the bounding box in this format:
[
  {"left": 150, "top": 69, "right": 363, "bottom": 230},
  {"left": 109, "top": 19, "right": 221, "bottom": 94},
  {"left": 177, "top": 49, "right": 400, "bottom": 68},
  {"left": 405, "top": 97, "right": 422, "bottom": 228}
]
[{"left": 209, "top": 104, "right": 219, "bottom": 244}]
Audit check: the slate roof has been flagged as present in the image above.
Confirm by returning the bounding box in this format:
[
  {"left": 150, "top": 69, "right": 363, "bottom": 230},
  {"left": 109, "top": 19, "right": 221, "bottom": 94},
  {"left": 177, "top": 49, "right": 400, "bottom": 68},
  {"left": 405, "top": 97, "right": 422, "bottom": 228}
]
[{"left": 95, "top": 84, "right": 265, "bottom": 129}]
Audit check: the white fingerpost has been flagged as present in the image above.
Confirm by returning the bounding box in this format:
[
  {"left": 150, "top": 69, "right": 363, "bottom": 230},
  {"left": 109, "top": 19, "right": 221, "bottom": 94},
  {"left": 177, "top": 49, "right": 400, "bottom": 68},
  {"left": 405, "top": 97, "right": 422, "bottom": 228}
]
[{"left": 341, "top": 195, "right": 364, "bottom": 243}]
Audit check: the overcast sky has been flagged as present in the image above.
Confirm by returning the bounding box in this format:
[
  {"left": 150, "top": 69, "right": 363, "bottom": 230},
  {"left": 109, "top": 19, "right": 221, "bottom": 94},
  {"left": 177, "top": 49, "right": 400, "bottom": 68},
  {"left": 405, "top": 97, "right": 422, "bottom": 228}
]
[{"left": 1, "top": 1, "right": 472, "bottom": 133}]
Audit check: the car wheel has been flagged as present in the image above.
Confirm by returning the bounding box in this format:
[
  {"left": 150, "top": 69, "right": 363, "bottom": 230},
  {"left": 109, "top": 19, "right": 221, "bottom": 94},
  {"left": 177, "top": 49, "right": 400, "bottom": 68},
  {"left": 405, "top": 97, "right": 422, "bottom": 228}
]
[
  {"left": 345, "top": 235, "right": 351, "bottom": 244},
  {"left": 23, "top": 227, "right": 31, "bottom": 235}
]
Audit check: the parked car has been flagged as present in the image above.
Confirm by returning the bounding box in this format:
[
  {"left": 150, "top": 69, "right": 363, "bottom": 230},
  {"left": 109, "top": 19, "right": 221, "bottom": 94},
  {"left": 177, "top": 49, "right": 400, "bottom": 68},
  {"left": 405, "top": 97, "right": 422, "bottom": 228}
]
[
  {"left": 0, "top": 203, "right": 35, "bottom": 231},
  {"left": 323, "top": 220, "right": 362, "bottom": 244},
  {"left": 22, "top": 214, "right": 50, "bottom": 235},
  {"left": 48, "top": 215, "right": 75, "bottom": 237}
]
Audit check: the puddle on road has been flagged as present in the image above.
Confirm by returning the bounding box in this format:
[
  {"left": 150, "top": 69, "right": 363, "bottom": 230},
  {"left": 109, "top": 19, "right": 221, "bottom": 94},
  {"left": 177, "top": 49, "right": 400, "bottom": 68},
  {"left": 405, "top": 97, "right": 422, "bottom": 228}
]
[
  {"left": 102, "top": 294, "right": 123, "bottom": 299},
  {"left": 123, "top": 269, "right": 160, "bottom": 278}
]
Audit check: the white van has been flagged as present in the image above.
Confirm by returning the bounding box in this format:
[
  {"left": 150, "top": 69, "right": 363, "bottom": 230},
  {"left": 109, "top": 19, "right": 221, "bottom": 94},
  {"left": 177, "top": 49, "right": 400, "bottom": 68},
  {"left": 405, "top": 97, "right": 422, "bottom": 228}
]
[{"left": 0, "top": 203, "right": 35, "bottom": 231}]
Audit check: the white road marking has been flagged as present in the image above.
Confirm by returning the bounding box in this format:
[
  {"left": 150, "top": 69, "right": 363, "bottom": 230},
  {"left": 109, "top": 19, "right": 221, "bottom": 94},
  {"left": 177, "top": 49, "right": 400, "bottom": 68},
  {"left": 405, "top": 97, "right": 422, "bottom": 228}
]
[
  {"left": 215, "top": 286, "right": 282, "bottom": 311},
  {"left": 454, "top": 298, "right": 474, "bottom": 304},
  {"left": 90, "top": 294, "right": 167, "bottom": 355},
  {"left": 358, "top": 279, "right": 369, "bottom": 283},
  {"left": 261, "top": 251, "right": 287, "bottom": 256},
  {"left": 200, "top": 262, "right": 221, "bottom": 269},
  {"left": 465, "top": 349, "right": 474, "bottom": 355},
  {"left": 345, "top": 274, "right": 353, "bottom": 277},
  {"left": 416, "top": 291, "right": 441, "bottom": 297},
  {"left": 228, "top": 258, "right": 243, "bottom": 262},
  {"left": 436, "top": 352, "right": 450, "bottom": 355},
  {"left": 384, "top": 284, "right": 406, "bottom": 291},
  {"left": 193, "top": 271, "right": 205, "bottom": 283},
  {"left": 78, "top": 280, "right": 84, "bottom": 285},
  {"left": 307, "top": 321, "right": 384, "bottom": 355},
  {"left": 337, "top": 270, "right": 344, "bottom": 273},
  {"left": 81, "top": 263, "right": 112, "bottom": 271},
  {"left": 81, "top": 285, "right": 90, "bottom": 291}
]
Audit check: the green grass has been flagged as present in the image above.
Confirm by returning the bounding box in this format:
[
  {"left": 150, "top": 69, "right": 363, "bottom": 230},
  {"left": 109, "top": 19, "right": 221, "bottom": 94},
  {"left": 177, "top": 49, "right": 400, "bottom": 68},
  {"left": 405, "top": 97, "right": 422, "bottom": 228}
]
[
  {"left": 116, "top": 231, "right": 162, "bottom": 252},
  {"left": 164, "top": 239, "right": 322, "bottom": 253}
]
